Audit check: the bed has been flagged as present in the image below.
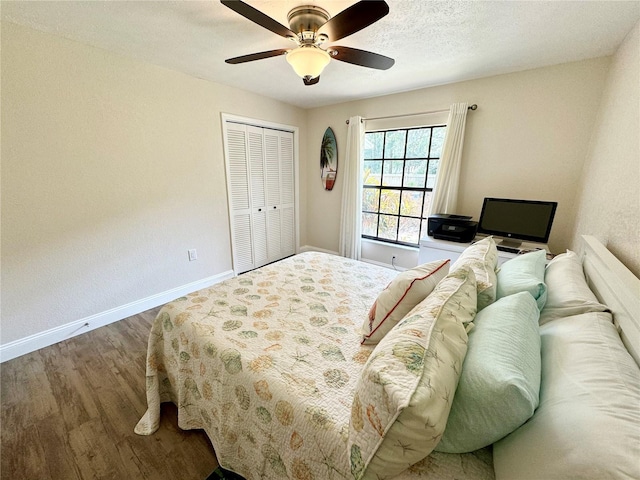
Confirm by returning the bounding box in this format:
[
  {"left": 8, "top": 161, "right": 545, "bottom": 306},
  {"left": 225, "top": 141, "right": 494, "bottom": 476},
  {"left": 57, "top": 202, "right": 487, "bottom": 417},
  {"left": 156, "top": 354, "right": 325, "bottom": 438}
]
[{"left": 135, "top": 235, "right": 640, "bottom": 480}]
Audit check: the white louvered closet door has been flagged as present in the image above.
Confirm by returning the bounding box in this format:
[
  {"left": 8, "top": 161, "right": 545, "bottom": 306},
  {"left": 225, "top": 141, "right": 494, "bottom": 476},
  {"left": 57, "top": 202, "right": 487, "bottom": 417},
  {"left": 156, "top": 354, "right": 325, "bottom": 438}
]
[
  {"left": 264, "top": 129, "right": 296, "bottom": 262},
  {"left": 248, "top": 126, "right": 269, "bottom": 268},
  {"left": 279, "top": 131, "right": 296, "bottom": 257},
  {"left": 224, "top": 120, "right": 296, "bottom": 274},
  {"left": 225, "top": 123, "right": 254, "bottom": 274},
  {"left": 264, "top": 129, "right": 283, "bottom": 262}
]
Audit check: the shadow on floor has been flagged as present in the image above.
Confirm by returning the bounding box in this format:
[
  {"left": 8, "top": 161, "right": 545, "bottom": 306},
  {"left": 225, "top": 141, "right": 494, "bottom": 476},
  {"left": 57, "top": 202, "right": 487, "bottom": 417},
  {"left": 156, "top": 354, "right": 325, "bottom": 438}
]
[{"left": 206, "top": 466, "right": 246, "bottom": 480}]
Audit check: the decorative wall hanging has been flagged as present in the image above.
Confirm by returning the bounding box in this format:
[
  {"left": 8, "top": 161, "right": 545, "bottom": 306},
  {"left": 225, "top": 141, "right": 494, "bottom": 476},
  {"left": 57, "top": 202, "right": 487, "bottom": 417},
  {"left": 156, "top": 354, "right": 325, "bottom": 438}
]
[{"left": 320, "top": 127, "right": 338, "bottom": 190}]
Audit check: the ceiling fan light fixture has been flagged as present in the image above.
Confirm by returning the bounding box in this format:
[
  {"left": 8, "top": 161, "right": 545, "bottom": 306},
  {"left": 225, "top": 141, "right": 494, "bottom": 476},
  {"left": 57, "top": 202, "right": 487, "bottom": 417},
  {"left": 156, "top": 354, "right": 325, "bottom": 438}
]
[{"left": 286, "top": 46, "right": 330, "bottom": 80}]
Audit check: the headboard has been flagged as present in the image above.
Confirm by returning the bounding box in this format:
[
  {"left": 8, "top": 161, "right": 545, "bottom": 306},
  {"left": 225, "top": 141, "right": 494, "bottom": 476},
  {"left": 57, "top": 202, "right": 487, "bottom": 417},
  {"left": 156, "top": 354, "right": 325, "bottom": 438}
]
[{"left": 581, "top": 235, "right": 640, "bottom": 366}]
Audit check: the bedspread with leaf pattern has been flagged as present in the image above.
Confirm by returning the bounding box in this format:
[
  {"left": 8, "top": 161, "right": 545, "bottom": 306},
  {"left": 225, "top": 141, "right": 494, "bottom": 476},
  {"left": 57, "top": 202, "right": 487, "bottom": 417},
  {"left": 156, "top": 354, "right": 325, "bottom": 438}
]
[{"left": 135, "top": 252, "right": 494, "bottom": 480}]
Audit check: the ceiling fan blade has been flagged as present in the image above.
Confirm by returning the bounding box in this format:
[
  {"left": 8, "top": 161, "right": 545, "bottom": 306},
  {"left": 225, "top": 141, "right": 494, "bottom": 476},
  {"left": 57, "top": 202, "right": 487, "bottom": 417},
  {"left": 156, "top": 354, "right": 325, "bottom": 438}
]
[
  {"left": 220, "top": 0, "right": 296, "bottom": 39},
  {"left": 330, "top": 46, "right": 394, "bottom": 70},
  {"left": 225, "top": 49, "right": 290, "bottom": 64},
  {"left": 318, "top": 0, "right": 389, "bottom": 41},
  {"left": 303, "top": 76, "right": 320, "bottom": 86}
]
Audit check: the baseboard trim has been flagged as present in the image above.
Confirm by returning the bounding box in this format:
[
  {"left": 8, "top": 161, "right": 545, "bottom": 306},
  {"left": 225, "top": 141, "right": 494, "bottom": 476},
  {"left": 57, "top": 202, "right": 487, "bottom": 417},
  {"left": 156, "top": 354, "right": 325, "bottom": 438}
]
[
  {"left": 0, "top": 270, "right": 235, "bottom": 363},
  {"left": 299, "top": 245, "right": 340, "bottom": 255}
]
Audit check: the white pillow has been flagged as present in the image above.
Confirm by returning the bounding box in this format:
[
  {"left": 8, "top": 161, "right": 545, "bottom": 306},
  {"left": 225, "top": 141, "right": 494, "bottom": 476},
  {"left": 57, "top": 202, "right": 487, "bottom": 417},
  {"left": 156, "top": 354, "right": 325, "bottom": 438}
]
[
  {"left": 493, "top": 311, "right": 640, "bottom": 480},
  {"left": 539, "top": 249, "right": 610, "bottom": 325},
  {"left": 452, "top": 236, "right": 498, "bottom": 310},
  {"left": 362, "top": 259, "right": 450, "bottom": 345}
]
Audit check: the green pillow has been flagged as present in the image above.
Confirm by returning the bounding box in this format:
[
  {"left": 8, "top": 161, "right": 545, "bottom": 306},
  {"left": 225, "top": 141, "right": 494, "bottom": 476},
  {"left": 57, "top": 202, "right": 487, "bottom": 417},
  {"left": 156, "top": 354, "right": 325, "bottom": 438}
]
[
  {"left": 436, "top": 291, "right": 541, "bottom": 453},
  {"left": 496, "top": 249, "right": 547, "bottom": 310}
]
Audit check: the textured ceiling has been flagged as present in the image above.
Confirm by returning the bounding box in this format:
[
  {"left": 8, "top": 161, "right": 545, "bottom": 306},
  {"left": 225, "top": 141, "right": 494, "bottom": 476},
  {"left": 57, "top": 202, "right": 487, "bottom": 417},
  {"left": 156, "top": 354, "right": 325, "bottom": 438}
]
[{"left": 3, "top": 1, "right": 639, "bottom": 108}]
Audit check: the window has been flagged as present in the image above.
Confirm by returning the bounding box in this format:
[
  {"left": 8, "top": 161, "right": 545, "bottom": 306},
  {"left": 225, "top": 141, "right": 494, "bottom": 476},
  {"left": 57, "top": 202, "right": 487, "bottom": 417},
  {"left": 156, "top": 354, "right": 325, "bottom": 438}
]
[{"left": 362, "top": 125, "right": 446, "bottom": 247}]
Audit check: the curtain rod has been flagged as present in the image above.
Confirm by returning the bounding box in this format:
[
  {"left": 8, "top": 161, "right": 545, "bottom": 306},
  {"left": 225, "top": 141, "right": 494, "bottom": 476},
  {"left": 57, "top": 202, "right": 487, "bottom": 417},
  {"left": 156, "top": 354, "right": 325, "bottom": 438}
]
[{"left": 346, "top": 104, "right": 477, "bottom": 124}]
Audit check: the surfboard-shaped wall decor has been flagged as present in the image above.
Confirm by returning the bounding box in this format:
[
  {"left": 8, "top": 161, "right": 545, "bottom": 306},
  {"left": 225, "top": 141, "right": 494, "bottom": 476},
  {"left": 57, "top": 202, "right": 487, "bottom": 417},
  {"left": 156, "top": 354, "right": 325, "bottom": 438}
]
[{"left": 320, "top": 127, "right": 337, "bottom": 191}]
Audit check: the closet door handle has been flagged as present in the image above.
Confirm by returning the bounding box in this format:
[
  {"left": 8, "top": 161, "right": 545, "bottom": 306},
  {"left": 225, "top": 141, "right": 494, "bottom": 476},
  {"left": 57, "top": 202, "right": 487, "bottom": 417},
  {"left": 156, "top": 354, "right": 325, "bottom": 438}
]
[
  {"left": 258, "top": 208, "right": 262, "bottom": 212},
  {"left": 273, "top": 206, "right": 277, "bottom": 209}
]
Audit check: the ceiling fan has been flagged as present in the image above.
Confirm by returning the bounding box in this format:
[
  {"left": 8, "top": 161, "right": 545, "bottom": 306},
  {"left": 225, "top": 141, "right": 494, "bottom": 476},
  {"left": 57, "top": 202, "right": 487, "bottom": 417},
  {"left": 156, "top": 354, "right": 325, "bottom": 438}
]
[{"left": 220, "top": 0, "right": 395, "bottom": 86}]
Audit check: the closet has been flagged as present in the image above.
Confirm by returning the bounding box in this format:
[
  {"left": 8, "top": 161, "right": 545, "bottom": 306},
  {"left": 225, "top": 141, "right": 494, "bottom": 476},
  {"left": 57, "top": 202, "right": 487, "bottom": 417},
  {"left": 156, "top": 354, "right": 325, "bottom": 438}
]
[{"left": 223, "top": 120, "right": 296, "bottom": 274}]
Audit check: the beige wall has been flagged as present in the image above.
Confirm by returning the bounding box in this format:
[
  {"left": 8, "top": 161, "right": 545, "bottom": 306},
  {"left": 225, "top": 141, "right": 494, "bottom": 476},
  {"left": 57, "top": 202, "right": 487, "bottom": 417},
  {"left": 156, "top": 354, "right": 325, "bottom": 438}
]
[
  {"left": 3, "top": 18, "right": 637, "bottom": 350},
  {"left": 305, "top": 57, "right": 611, "bottom": 257},
  {"left": 1, "top": 22, "right": 307, "bottom": 344},
  {"left": 572, "top": 20, "right": 640, "bottom": 277}
]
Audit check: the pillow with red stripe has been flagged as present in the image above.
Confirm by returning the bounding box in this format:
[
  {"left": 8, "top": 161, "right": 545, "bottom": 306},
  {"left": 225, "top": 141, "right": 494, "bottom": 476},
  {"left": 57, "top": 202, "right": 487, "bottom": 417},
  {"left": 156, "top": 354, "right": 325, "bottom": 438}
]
[{"left": 362, "top": 259, "right": 450, "bottom": 345}]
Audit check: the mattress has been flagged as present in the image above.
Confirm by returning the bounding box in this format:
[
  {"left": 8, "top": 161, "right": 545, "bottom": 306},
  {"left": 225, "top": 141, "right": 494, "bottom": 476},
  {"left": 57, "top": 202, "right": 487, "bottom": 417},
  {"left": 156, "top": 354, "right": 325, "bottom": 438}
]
[{"left": 135, "top": 252, "right": 494, "bottom": 480}]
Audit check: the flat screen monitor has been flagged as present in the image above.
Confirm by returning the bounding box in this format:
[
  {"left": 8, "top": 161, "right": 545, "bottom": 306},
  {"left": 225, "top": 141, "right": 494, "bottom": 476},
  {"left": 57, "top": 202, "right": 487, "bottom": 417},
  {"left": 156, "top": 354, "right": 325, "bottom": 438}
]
[{"left": 477, "top": 198, "right": 558, "bottom": 247}]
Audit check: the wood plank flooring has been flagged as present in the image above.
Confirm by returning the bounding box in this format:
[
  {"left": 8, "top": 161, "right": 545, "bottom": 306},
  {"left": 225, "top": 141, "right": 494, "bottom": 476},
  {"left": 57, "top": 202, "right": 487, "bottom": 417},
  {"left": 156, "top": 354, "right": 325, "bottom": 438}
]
[{"left": 1, "top": 308, "right": 219, "bottom": 480}]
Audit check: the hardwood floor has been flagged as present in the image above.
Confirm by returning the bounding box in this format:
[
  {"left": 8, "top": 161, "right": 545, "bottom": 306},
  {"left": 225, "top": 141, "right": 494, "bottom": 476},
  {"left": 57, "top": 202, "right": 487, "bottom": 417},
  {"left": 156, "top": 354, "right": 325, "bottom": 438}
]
[{"left": 1, "top": 308, "right": 219, "bottom": 480}]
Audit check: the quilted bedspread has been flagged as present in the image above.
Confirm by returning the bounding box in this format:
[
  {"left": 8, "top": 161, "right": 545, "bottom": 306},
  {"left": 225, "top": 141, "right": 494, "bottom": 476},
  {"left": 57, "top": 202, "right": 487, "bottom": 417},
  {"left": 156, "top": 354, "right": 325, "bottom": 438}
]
[{"left": 135, "top": 252, "right": 494, "bottom": 480}]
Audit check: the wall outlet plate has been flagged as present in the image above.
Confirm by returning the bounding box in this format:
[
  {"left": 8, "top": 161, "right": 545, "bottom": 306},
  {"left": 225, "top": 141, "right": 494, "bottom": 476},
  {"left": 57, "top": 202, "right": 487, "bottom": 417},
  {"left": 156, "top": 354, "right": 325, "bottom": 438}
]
[{"left": 188, "top": 249, "right": 197, "bottom": 261}]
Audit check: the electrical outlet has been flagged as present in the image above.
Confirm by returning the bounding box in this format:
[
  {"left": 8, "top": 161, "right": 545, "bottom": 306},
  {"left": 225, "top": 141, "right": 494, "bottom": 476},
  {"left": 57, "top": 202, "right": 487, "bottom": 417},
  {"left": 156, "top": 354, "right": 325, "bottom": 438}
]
[{"left": 188, "top": 249, "right": 197, "bottom": 261}]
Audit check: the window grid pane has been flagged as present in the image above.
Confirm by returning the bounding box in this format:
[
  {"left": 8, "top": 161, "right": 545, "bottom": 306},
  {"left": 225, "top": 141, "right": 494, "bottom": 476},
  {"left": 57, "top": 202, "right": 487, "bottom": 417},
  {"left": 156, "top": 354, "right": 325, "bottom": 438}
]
[
  {"left": 382, "top": 160, "right": 404, "bottom": 187},
  {"left": 362, "top": 125, "right": 445, "bottom": 247},
  {"left": 403, "top": 160, "right": 427, "bottom": 188},
  {"left": 362, "top": 213, "right": 378, "bottom": 237},
  {"left": 398, "top": 217, "right": 421, "bottom": 245},
  {"left": 400, "top": 191, "right": 424, "bottom": 217},
  {"left": 363, "top": 160, "right": 382, "bottom": 186},
  {"left": 378, "top": 215, "right": 398, "bottom": 241},
  {"left": 364, "top": 132, "right": 384, "bottom": 159},
  {"left": 383, "top": 130, "right": 407, "bottom": 159},
  {"left": 379, "top": 189, "right": 400, "bottom": 215}
]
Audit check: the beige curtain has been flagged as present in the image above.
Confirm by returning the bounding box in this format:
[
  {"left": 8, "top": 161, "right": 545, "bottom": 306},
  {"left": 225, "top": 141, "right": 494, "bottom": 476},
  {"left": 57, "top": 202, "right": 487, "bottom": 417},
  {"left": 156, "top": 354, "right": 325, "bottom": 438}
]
[
  {"left": 339, "top": 116, "right": 364, "bottom": 260},
  {"left": 429, "top": 102, "right": 469, "bottom": 215}
]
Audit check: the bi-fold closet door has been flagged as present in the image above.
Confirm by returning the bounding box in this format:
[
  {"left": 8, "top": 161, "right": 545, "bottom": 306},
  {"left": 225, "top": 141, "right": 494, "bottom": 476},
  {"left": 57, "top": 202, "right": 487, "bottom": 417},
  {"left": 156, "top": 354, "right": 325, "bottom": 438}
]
[{"left": 225, "top": 122, "right": 295, "bottom": 274}]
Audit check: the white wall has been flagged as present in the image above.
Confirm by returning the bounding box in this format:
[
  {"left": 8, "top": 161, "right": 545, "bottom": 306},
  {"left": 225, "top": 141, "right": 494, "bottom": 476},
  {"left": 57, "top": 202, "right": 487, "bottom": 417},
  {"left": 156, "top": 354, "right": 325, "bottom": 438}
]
[
  {"left": 1, "top": 22, "right": 308, "bottom": 346},
  {"left": 305, "top": 58, "right": 611, "bottom": 261},
  {"left": 572, "top": 20, "right": 640, "bottom": 277}
]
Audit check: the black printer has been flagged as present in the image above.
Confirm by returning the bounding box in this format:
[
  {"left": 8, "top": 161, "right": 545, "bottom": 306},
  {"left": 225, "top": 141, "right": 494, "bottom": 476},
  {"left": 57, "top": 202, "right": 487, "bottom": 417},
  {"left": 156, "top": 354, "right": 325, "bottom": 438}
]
[{"left": 427, "top": 214, "right": 478, "bottom": 243}]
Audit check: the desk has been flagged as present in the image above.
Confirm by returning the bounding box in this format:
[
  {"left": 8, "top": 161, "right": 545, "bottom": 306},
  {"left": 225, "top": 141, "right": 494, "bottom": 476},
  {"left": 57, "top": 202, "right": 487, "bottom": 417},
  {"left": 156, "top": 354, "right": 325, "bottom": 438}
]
[{"left": 418, "top": 236, "right": 550, "bottom": 267}]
